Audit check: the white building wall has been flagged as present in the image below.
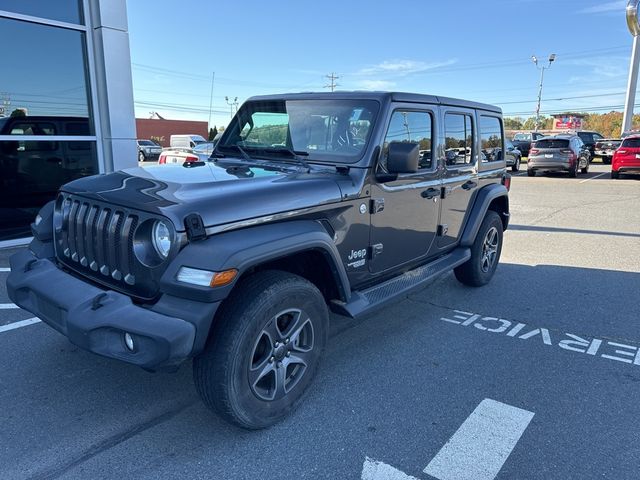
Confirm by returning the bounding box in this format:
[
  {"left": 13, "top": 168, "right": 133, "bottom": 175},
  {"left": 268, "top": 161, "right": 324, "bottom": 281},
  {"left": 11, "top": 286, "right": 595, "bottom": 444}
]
[{"left": 88, "top": 0, "right": 137, "bottom": 172}]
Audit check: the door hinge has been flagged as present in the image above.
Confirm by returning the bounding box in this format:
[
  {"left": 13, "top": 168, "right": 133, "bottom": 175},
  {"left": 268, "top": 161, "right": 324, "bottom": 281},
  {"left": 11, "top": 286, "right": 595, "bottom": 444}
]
[
  {"left": 370, "top": 198, "right": 385, "bottom": 214},
  {"left": 371, "top": 243, "right": 384, "bottom": 258},
  {"left": 437, "top": 224, "right": 449, "bottom": 237}
]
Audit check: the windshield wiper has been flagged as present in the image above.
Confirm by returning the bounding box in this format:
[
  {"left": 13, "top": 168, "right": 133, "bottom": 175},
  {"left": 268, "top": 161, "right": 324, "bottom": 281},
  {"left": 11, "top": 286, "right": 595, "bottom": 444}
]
[
  {"left": 215, "top": 144, "right": 252, "bottom": 161},
  {"left": 264, "top": 147, "right": 311, "bottom": 171}
]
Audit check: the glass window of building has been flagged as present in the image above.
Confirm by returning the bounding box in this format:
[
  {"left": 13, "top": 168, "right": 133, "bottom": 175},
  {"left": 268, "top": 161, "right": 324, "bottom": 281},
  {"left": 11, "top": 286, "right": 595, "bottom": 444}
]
[{"left": 0, "top": 12, "right": 97, "bottom": 240}]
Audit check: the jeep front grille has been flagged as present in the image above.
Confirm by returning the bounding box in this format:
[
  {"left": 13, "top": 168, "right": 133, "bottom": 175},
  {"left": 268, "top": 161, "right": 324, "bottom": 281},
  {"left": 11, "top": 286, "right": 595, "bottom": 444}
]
[
  {"left": 58, "top": 197, "right": 138, "bottom": 285},
  {"left": 54, "top": 193, "right": 161, "bottom": 299}
]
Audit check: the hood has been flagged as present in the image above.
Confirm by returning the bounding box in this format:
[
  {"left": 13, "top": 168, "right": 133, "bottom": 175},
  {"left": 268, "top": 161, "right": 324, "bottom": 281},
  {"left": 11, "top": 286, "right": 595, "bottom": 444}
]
[{"left": 61, "top": 161, "right": 345, "bottom": 230}]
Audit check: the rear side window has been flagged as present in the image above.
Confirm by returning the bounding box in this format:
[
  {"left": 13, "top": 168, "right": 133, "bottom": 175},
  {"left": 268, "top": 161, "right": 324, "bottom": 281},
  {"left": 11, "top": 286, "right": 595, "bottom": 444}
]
[
  {"left": 444, "top": 113, "right": 474, "bottom": 166},
  {"left": 535, "top": 139, "right": 570, "bottom": 149},
  {"left": 513, "top": 133, "right": 531, "bottom": 141},
  {"left": 382, "top": 110, "right": 433, "bottom": 170},
  {"left": 480, "top": 116, "right": 503, "bottom": 163},
  {"left": 622, "top": 138, "right": 640, "bottom": 148},
  {"left": 578, "top": 132, "right": 594, "bottom": 143}
]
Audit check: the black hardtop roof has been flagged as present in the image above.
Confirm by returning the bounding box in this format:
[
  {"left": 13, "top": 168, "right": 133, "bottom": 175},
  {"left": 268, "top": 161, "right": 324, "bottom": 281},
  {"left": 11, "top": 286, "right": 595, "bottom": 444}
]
[{"left": 246, "top": 91, "right": 501, "bottom": 114}]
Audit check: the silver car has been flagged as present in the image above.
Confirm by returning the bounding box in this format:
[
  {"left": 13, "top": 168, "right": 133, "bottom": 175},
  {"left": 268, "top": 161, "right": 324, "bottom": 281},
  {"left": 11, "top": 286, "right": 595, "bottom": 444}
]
[{"left": 527, "top": 135, "right": 591, "bottom": 178}]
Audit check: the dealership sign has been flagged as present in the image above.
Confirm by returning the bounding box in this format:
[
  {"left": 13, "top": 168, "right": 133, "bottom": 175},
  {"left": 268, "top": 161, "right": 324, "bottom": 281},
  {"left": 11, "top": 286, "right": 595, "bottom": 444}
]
[{"left": 554, "top": 115, "right": 583, "bottom": 130}]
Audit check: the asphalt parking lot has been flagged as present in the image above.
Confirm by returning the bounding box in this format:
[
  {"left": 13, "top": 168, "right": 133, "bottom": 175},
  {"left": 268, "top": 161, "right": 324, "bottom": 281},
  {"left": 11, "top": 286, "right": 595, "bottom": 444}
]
[{"left": 1, "top": 164, "right": 639, "bottom": 480}]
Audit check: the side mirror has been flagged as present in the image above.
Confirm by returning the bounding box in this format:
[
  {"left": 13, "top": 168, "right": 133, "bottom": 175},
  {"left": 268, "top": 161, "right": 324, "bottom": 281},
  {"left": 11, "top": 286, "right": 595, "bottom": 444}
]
[{"left": 387, "top": 142, "right": 419, "bottom": 173}]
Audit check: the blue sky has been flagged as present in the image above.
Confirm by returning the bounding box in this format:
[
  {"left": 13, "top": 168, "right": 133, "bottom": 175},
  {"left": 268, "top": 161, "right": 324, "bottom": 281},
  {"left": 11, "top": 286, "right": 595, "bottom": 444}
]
[{"left": 127, "top": 0, "right": 635, "bottom": 128}]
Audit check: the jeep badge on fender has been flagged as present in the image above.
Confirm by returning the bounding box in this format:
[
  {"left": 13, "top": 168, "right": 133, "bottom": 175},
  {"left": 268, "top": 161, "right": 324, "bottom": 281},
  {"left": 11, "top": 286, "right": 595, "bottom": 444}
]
[{"left": 8, "top": 92, "right": 510, "bottom": 430}]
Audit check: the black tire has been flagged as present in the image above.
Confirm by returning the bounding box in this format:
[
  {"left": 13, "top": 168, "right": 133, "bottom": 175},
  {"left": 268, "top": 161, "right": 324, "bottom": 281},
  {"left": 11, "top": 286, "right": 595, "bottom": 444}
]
[
  {"left": 193, "top": 270, "right": 329, "bottom": 430},
  {"left": 611, "top": 170, "right": 620, "bottom": 179},
  {"left": 569, "top": 162, "right": 578, "bottom": 178},
  {"left": 138, "top": 151, "right": 146, "bottom": 162},
  {"left": 602, "top": 157, "right": 611, "bottom": 165},
  {"left": 454, "top": 211, "right": 503, "bottom": 287},
  {"left": 511, "top": 156, "right": 521, "bottom": 172},
  {"left": 527, "top": 169, "right": 535, "bottom": 177}
]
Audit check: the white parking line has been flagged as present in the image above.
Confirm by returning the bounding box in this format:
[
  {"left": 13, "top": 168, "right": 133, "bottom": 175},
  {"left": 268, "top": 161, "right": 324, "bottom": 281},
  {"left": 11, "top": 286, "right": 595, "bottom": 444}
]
[
  {"left": 0, "top": 267, "right": 10, "bottom": 272},
  {"left": 579, "top": 172, "right": 608, "bottom": 183},
  {"left": 423, "top": 399, "right": 534, "bottom": 480},
  {"left": 0, "top": 304, "right": 19, "bottom": 309},
  {"left": 0, "top": 317, "right": 41, "bottom": 333},
  {"left": 362, "top": 458, "right": 419, "bottom": 480}
]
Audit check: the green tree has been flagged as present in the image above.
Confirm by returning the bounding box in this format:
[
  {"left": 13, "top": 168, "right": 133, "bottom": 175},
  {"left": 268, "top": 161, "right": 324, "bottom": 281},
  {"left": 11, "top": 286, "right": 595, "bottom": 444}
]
[
  {"left": 504, "top": 117, "right": 523, "bottom": 130},
  {"left": 208, "top": 127, "right": 218, "bottom": 141},
  {"left": 10, "top": 108, "right": 26, "bottom": 117}
]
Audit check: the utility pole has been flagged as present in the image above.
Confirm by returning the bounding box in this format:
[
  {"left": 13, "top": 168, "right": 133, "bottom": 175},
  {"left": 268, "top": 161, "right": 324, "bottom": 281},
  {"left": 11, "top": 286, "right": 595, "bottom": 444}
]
[
  {"left": 0, "top": 92, "right": 10, "bottom": 117},
  {"left": 623, "top": 0, "right": 640, "bottom": 135},
  {"left": 531, "top": 54, "right": 556, "bottom": 132},
  {"left": 208, "top": 71, "right": 216, "bottom": 130},
  {"left": 225, "top": 96, "right": 238, "bottom": 120},
  {"left": 324, "top": 73, "right": 339, "bottom": 92}
]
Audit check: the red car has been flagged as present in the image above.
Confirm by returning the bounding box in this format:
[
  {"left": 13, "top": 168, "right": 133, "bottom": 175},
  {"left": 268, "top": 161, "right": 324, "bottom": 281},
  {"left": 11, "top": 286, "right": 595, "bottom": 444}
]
[{"left": 612, "top": 135, "right": 640, "bottom": 178}]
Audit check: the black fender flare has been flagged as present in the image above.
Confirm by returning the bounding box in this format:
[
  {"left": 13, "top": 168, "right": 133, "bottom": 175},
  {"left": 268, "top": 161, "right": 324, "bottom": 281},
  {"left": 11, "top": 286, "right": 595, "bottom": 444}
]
[
  {"left": 459, "top": 184, "right": 509, "bottom": 247},
  {"left": 160, "top": 220, "right": 351, "bottom": 303}
]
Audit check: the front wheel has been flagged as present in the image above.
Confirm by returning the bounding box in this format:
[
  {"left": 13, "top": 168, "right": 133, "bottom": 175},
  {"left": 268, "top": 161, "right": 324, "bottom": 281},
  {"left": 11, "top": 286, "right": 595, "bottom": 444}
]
[
  {"left": 454, "top": 211, "right": 503, "bottom": 287},
  {"left": 193, "top": 270, "right": 328, "bottom": 429},
  {"left": 512, "top": 156, "right": 521, "bottom": 172},
  {"left": 138, "top": 151, "right": 145, "bottom": 162}
]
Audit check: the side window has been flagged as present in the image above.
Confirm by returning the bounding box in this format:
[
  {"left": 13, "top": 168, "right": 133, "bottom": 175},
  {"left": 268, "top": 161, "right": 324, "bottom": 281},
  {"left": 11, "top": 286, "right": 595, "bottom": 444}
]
[
  {"left": 444, "top": 113, "right": 473, "bottom": 166},
  {"left": 382, "top": 110, "right": 433, "bottom": 170},
  {"left": 480, "top": 116, "right": 504, "bottom": 163}
]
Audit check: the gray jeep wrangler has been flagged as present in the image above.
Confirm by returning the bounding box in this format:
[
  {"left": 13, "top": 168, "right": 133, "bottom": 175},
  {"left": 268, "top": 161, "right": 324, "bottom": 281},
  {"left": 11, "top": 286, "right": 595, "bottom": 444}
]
[{"left": 7, "top": 92, "right": 510, "bottom": 429}]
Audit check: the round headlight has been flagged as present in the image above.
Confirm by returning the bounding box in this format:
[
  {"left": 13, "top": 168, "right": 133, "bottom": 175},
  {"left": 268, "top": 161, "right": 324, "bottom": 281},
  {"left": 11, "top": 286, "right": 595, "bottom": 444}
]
[{"left": 152, "top": 221, "right": 172, "bottom": 259}]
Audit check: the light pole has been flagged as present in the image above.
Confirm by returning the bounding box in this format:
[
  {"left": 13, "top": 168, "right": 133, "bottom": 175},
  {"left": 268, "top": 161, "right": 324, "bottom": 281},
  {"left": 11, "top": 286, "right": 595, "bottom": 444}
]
[
  {"left": 225, "top": 96, "right": 238, "bottom": 120},
  {"left": 622, "top": 0, "right": 640, "bottom": 135},
  {"left": 531, "top": 53, "right": 556, "bottom": 132}
]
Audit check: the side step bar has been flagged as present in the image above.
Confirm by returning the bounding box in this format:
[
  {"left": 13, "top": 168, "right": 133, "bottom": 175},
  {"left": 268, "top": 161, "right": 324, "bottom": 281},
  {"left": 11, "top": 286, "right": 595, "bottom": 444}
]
[{"left": 331, "top": 248, "right": 470, "bottom": 319}]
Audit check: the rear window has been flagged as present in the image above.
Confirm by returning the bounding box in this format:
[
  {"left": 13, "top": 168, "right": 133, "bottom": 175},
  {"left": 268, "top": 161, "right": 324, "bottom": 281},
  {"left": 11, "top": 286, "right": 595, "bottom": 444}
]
[
  {"left": 535, "top": 139, "right": 570, "bottom": 149},
  {"left": 622, "top": 138, "right": 640, "bottom": 148},
  {"left": 513, "top": 133, "right": 530, "bottom": 141}
]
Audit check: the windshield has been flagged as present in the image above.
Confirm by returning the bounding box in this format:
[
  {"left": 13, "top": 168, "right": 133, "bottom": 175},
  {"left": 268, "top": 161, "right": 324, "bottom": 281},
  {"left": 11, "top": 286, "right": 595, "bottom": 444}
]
[
  {"left": 138, "top": 140, "right": 155, "bottom": 146},
  {"left": 218, "top": 99, "right": 379, "bottom": 163},
  {"left": 513, "top": 133, "right": 531, "bottom": 141}
]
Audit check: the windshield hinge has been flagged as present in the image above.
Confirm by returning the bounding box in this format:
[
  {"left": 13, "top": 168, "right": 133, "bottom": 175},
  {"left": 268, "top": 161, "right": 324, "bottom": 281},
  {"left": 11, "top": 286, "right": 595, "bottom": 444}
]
[{"left": 184, "top": 213, "right": 207, "bottom": 241}]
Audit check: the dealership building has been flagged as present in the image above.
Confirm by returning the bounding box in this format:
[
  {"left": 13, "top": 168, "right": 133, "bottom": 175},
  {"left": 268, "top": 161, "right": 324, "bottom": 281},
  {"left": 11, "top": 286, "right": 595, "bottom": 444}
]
[{"left": 0, "top": 0, "right": 136, "bottom": 243}]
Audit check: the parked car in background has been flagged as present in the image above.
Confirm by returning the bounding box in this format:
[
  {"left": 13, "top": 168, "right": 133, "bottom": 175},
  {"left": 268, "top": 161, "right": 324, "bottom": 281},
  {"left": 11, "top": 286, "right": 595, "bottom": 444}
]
[
  {"left": 169, "top": 134, "right": 207, "bottom": 149},
  {"left": 594, "top": 138, "right": 622, "bottom": 164},
  {"left": 505, "top": 139, "right": 521, "bottom": 172},
  {"left": 575, "top": 131, "right": 604, "bottom": 158},
  {"left": 137, "top": 139, "right": 162, "bottom": 162},
  {"left": 511, "top": 131, "right": 546, "bottom": 157},
  {"left": 611, "top": 135, "right": 640, "bottom": 179},
  {"left": 158, "top": 148, "right": 200, "bottom": 165},
  {"left": 527, "top": 134, "right": 591, "bottom": 177},
  {"left": 193, "top": 141, "right": 216, "bottom": 157}
]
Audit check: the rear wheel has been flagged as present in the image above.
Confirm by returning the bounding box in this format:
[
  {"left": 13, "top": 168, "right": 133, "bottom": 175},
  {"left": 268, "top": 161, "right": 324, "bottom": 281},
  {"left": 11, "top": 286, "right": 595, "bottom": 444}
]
[
  {"left": 569, "top": 162, "right": 578, "bottom": 178},
  {"left": 193, "top": 270, "right": 328, "bottom": 430},
  {"left": 527, "top": 169, "right": 535, "bottom": 177},
  {"left": 611, "top": 170, "right": 620, "bottom": 179},
  {"left": 512, "top": 156, "right": 521, "bottom": 172},
  {"left": 454, "top": 211, "right": 503, "bottom": 287},
  {"left": 602, "top": 157, "right": 611, "bottom": 165}
]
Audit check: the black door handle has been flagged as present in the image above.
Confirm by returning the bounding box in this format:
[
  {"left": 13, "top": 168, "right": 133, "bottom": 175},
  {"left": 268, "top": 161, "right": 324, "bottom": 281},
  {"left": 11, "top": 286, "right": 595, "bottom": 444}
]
[
  {"left": 421, "top": 187, "right": 440, "bottom": 199},
  {"left": 462, "top": 180, "right": 477, "bottom": 190}
]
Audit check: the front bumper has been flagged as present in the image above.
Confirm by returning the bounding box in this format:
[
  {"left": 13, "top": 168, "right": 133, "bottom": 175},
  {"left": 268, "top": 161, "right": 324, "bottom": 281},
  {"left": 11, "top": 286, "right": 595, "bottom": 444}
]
[{"left": 7, "top": 249, "right": 201, "bottom": 370}]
